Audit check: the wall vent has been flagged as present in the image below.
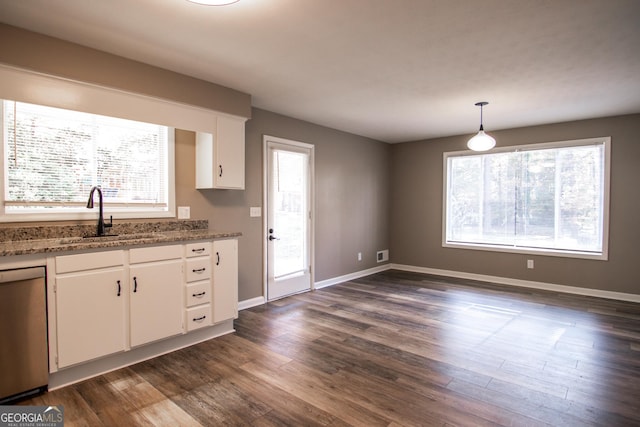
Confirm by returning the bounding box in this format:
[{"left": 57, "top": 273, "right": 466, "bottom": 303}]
[{"left": 376, "top": 249, "right": 389, "bottom": 263}]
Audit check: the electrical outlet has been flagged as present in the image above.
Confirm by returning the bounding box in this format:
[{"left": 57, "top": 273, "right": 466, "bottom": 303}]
[
  {"left": 357, "top": 252, "right": 362, "bottom": 261},
  {"left": 527, "top": 259, "right": 534, "bottom": 269},
  {"left": 177, "top": 206, "right": 190, "bottom": 219}
]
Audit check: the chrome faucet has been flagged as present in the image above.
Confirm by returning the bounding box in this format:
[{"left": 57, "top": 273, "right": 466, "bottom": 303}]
[{"left": 87, "top": 186, "right": 113, "bottom": 236}]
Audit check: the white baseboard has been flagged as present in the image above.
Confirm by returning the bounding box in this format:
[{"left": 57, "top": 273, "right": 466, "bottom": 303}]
[
  {"left": 391, "top": 263, "right": 640, "bottom": 303},
  {"left": 314, "top": 264, "right": 391, "bottom": 289},
  {"left": 239, "top": 263, "right": 640, "bottom": 310},
  {"left": 238, "top": 296, "right": 265, "bottom": 310},
  {"left": 238, "top": 265, "right": 392, "bottom": 310}
]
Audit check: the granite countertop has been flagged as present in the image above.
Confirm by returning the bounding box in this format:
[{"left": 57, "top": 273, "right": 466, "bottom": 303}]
[{"left": 0, "top": 220, "right": 241, "bottom": 257}]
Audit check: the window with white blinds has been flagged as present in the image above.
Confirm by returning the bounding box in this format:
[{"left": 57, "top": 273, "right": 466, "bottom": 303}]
[{"left": 1, "top": 100, "right": 173, "bottom": 220}]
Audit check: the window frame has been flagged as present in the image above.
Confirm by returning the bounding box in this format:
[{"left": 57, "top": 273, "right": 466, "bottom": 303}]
[
  {"left": 0, "top": 101, "right": 175, "bottom": 222},
  {"left": 442, "top": 137, "right": 611, "bottom": 260}
]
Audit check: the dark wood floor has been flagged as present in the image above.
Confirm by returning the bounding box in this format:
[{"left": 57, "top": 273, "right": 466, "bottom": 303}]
[{"left": 22, "top": 270, "right": 640, "bottom": 426}]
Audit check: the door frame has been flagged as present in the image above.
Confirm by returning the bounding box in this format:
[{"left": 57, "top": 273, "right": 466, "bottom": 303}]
[{"left": 262, "top": 135, "right": 315, "bottom": 301}]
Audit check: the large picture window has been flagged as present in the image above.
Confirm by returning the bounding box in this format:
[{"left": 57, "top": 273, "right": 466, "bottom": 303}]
[
  {"left": 1, "top": 100, "right": 174, "bottom": 221},
  {"left": 444, "top": 137, "right": 610, "bottom": 259}
]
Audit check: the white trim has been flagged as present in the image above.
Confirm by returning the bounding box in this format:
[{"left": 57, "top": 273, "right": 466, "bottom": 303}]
[
  {"left": 241, "top": 262, "right": 640, "bottom": 310},
  {"left": 391, "top": 263, "right": 640, "bottom": 303},
  {"left": 49, "top": 320, "right": 234, "bottom": 390},
  {"left": 314, "top": 264, "right": 391, "bottom": 289},
  {"left": 239, "top": 296, "right": 266, "bottom": 310}
]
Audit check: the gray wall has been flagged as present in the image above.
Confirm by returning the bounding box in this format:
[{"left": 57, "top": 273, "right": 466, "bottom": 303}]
[
  {"left": 390, "top": 114, "right": 640, "bottom": 295},
  {"left": 179, "top": 108, "right": 391, "bottom": 301}
]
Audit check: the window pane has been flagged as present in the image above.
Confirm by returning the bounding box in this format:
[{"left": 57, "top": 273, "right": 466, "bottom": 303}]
[
  {"left": 3, "top": 100, "right": 169, "bottom": 213},
  {"left": 515, "top": 149, "right": 558, "bottom": 248},
  {"left": 484, "top": 152, "right": 517, "bottom": 244},
  {"left": 557, "top": 144, "right": 604, "bottom": 252}
]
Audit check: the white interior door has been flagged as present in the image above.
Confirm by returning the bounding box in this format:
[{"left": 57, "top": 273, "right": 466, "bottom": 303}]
[{"left": 264, "top": 136, "right": 313, "bottom": 301}]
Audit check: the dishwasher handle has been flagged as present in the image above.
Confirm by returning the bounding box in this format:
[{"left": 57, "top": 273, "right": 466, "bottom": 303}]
[{"left": 0, "top": 267, "right": 45, "bottom": 283}]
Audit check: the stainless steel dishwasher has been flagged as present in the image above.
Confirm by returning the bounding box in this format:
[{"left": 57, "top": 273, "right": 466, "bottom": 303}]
[{"left": 0, "top": 266, "right": 48, "bottom": 403}]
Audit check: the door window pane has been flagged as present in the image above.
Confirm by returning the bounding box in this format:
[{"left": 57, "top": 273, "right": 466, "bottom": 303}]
[{"left": 272, "top": 150, "right": 308, "bottom": 278}]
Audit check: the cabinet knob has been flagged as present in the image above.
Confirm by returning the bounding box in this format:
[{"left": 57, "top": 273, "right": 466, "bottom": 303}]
[
  {"left": 117, "top": 280, "right": 121, "bottom": 297},
  {"left": 216, "top": 252, "right": 220, "bottom": 265},
  {"left": 219, "top": 165, "right": 223, "bottom": 177},
  {"left": 133, "top": 276, "right": 138, "bottom": 293}
]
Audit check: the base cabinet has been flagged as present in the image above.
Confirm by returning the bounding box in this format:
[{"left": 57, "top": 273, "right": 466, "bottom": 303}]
[
  {"left": 52, "top": 239, "right": 238, "bottom": 371},
  {"left": 130, "top": 260, "right": 183, "bottom": 347},
  {"left": 213, "top": 239, "right": 238, "bottom": 323},
  {"left": 56, "top": 268, "right": 126, "bottom": 368},
  {"left": 185, "top": 242, "right": 212, "bottom": 331}
]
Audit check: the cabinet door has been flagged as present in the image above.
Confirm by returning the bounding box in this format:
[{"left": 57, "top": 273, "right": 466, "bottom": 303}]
[
  {"left": 212, "top": 239, "right": 238, "bottom": 323},
  {"left": 214, "top": 116, "right": 245, "bottom": 189},
  {"left": 130, "top": 260, "right": 183, "bottom": 347},
  {"left": 56, "top": 268, "right": 126, "bottom": 368}
]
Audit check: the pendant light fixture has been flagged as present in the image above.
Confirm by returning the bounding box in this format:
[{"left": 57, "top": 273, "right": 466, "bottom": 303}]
[{"left": 467, "top": 101, "right": 496, "bottom": 151}]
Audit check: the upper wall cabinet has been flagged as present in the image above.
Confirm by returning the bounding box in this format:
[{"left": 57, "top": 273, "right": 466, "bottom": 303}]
[{"left": 196, "top": 115, "right": 246, "bottom": 190}]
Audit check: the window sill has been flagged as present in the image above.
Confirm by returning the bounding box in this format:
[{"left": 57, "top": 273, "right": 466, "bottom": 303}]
[{"left": 443, "top": 241, "right": 608, "bottom": 261}]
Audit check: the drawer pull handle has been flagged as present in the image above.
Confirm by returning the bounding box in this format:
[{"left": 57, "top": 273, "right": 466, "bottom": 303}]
[
  {"left": 192, "top": 291, "right": 206, "bottom": 297},
  {"left": 193, "top": 315, "right": 207, "bottom": 322},
  {"left": 133, "top": 276, "right": 138, "bottom": 293},
  {"left": 191, "top": 248, "right": 206, "bottom": 253},
  {"left": 192, "top": 268, "right": 206, "bottom": 273},
  {"left": 216, "top": 252, "right": 220, "bottom": 266},
  {"left": 117, "top": 280, "right": 121, "bottom": 297}
]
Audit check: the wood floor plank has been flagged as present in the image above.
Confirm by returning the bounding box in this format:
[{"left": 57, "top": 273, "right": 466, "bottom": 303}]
[{"left": 17, "top": 269, "right": 640, "bottom": 426}]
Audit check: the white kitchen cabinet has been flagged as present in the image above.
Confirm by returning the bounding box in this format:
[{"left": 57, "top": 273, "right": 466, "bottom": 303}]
[
  {"left": 184, "top": 241, "right": 212, "bottom": 331},
  {"left": 51, "top": 239, "right": 237, "bottom": 372},
  {"left": 129, "top": 246, "right": 183, "bottom": 347},
  {"left": 55, "top": 251, "right": 126, "bottom": 368},
  {"left": 195, "top": 115, "right": 246, "bottom": 190},
  {"left": 212, "top": 239, "right": 238, "bottom": 323}
]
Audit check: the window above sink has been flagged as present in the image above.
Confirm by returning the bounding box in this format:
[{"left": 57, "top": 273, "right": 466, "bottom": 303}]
[{"left": 0, "top": 99, "right": 175, "bottom": 222}]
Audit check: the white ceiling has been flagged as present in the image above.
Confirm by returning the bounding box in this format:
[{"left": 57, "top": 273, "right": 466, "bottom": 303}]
[{"left": 1, "top": 0, "right": 639, "bottom": 143}]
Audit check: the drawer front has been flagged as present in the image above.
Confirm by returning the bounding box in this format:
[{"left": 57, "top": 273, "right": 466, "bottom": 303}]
[
  {"left": 130, "top": 244, "right": 182, "bottom": 264},
  {"left": 186, "top": 258, "right": 211, "bottom": 282},
  {"left": 56, "top": 250, "right": 124, "bottom": 273},
  {"left": 186, "top": 305, "right": 211, "bottom": 331},
  {"left": 186, "top": 242, "right": 211, "bottom": 258},
  {"left": 186, "top": 281, "right": 211, "bottom": 307}
]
